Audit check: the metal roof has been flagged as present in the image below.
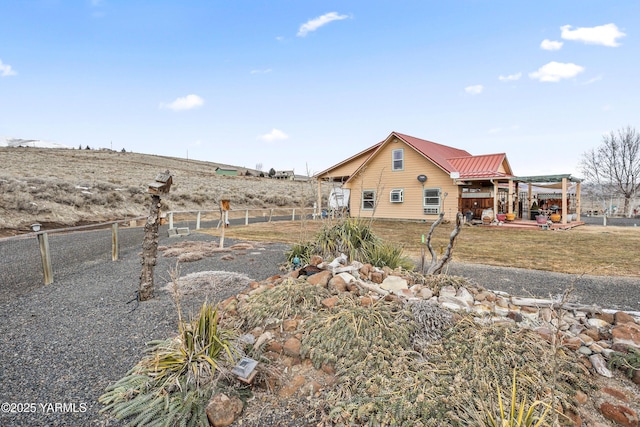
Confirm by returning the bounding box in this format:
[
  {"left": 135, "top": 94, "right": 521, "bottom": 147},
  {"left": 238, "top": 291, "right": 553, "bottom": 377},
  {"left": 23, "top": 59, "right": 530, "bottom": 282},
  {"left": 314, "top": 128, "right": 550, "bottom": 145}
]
[
  {"left": 515, "top": 174, "right": 582, "bottom": 183},
  {"left": 448, "top": 153, "right": 513, "bottom": 179}
]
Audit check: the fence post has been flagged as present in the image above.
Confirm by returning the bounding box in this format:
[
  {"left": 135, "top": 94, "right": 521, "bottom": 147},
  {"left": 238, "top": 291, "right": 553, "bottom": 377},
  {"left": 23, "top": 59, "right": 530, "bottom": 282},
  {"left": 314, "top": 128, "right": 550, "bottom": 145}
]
[
  {"left": 37, "top": 232, "right": 53, "bottom": 285},
  {"left": 245, "top": 209, "right": 249, "bottom": 225},
  {"left": 112, "top": 223, "right": 119, "bottom": 261},
  {"left": 169, "top": 212, "right": 174, "bottom": 229},
  {"left": 196, "top": 211, "right": 201, "bottom": 230},
  {"left": 269, "top": 208, "right": 274, "bottom": 222},
  {"left": 292, "top": 208, "right": 296, "bottom": 221}
]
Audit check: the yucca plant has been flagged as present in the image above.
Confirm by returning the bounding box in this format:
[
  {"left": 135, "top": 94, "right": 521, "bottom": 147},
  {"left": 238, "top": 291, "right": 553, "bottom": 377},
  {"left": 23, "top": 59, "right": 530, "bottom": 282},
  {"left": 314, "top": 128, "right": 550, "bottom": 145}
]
[
  {"left": 99, "top": 302, "right": 237, "bottom": 426},
  {"left": 482, "top": 368, "right": 552, "bottom": 427},
  {"left": 362, "top": 239, "right": 414, "bottom": 270}
]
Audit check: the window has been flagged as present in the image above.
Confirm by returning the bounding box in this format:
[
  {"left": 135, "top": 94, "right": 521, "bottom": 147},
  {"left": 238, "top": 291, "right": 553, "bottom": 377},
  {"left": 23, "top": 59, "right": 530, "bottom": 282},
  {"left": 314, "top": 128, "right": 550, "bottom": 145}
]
[
  {"left": 423, "top": 188, "right": 441, "bottom": 214},
  {"left": 362, "top": 190, "right": 376, "bottom": 210},
  {"left": 390, "top": 188, "right": 404, "bottom": 203},
  {"left": 392, "top": 148, "right": 404, "bottom": 171}
]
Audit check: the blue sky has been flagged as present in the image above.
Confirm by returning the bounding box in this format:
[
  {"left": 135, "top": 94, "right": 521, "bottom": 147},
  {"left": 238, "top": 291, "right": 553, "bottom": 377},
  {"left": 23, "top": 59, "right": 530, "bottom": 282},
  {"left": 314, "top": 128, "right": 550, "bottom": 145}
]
[{"left": 1, "top": 1, "right": 638, "bottom": 177}]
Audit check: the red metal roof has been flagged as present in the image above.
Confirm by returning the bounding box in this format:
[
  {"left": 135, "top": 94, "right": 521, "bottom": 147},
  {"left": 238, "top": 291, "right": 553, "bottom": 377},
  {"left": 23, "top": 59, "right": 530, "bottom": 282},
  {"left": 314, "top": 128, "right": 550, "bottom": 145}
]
[
  {"left": 394, "top": 132, "right": 471, "bottom": 173},
  {"left": 448, "top": 153, "right": 514, "bottom": 179},
  {"left": 320, "top": 131, "right": 515, "bottom": 182}
]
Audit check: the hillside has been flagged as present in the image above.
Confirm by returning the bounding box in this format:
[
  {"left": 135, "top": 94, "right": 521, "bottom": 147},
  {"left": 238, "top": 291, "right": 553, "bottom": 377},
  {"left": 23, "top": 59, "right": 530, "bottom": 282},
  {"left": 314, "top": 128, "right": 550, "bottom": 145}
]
[{"left": 0, "top": 147, "right": 321, "bottom": 235}]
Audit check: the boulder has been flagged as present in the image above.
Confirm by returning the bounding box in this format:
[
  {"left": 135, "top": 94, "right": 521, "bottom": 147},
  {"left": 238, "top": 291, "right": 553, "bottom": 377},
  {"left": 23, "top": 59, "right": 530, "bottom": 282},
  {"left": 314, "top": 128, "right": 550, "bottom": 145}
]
[{"left": 206, "top": 394, "right": 244, "bottom": 427}]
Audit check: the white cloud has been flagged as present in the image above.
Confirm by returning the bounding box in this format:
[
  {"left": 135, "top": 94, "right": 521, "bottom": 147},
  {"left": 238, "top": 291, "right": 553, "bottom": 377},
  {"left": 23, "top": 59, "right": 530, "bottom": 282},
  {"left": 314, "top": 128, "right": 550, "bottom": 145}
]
[
  {"left": 560, "top": 23, "right": 625, "bottom": 47},
  {"left": 464, "top": 85, "right": 483, "bottom": 95},
  {"left": 602, "top": 104, "right": 612, "bottom": 112},
  {"left": 0, "top": 59, "right": 17, "bottom": 77},
  {"left": 297, "top": 12, "right": 349, "bottom": 37},
  {"left": 259, "top": 129, "right": 289, "bottom": 142},
  {"left": 159, "top": 94, "right": 204, "bottom": 111},
  {"left": 250, "top": 68, "right": 272, "bottom": 74},
  {"left": 582, "top": 76, "right": 602, "bottom": 85},
  {"left": 529, "top": 61, "right": 584, "bottom": 82},
  {"left": 540, "top": 39, "right": 563, "bottom": 50},
  {"left": 498, "top": 72, "right": 522, "bottom": 82}
]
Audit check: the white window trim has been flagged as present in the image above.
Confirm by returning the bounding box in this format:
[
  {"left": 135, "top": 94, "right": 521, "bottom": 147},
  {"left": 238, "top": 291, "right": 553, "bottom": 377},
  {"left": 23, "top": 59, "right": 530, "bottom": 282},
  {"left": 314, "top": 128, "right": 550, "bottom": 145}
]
[
  {"left": 423, "top": 188, "right": 441, "bottom": 214},
  {"left": 392, "top": 148, "right": 404, "bottom": 171},
  {"left": 362, "top": 190, "right": 376, "bottom": 210},
  {"left": 390, "top": 188, "right": 404, "bottom": 203}
]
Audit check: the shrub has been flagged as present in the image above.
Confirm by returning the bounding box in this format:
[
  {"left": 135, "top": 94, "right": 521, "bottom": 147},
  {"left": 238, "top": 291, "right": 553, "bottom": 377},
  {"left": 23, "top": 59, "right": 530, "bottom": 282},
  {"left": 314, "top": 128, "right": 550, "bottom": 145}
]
[{"left": 99, "top": 303, "right": 236, "bottom": 426}]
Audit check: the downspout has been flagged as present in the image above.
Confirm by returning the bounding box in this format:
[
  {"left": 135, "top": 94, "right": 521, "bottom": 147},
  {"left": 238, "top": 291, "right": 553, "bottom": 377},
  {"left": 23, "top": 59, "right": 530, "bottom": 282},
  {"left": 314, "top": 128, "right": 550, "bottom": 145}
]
[{"left": 491, "top": 179, "right": 498, "bottom": 216}]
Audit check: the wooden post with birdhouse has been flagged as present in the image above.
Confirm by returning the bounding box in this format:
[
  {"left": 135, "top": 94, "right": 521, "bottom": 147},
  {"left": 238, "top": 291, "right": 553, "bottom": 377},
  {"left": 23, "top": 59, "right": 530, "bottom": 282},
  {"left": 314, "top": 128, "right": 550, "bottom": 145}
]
[
  {"left": 139, "top": 170, "right": 172, "bottom": 301},
  {"left": 219, "top": 198, "right": 230, "bottom": 248}
]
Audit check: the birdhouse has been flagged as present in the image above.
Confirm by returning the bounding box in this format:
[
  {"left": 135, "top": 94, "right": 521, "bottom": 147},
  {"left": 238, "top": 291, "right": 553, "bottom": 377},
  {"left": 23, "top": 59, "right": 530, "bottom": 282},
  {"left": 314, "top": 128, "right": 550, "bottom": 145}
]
[
  {"left": 148, "top": 170, "right": 173, "bottom": 195},
  {"left": 221, "top": 199, "right": 230, "bottom": 211}
]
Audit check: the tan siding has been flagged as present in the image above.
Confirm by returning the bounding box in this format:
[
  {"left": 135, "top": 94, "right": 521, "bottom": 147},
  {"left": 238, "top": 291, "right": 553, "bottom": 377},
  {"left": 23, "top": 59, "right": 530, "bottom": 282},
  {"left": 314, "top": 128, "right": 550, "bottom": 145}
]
[
  {"left": 345, "top": 140, "right": 460, "bottom": 221},
  {"left": 316, "top": 151, "right": 374, "bottom": 180}
]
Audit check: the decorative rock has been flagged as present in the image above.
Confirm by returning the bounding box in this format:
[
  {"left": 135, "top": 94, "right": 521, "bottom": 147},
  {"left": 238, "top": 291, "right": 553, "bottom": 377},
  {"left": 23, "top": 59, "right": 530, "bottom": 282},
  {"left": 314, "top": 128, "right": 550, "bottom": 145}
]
[
  {"left": 577, "top": 346, "right": 592, "bottom": 356},
  {"left": 595, "top": 312, "right": 615, "bottom": 325},
  {"left": 254, "top": 332, "right": 273, "bottom": 350},
  {"left": 439, "top": 286, "right": 457, "bottom": 299},
  {"left": 321, "top": 296, "right": 338, "bottom": 309},
  {"left": 380, "top": 276, "right": 408, "bottom": 292},
  {"left": 283, "top": 337, "right": 301, "bottom": 357},
  {"left": 371, "top": 272, "right": 383, "bottom": 284},
  {"left": 456, "top": 287, "right": 475, "bottom": 305},
  {"left": 575, "top": 390, "right": 588, "bottom": 405},
  {"left": 473, "top": 303, "right": 493, "bottom": 316},
  {"left": 562, "top": 336, "right": 582, "bottom": 351},
  {"left": 615, "top": 311, "right": 637, "bottom": 325},
  {"left": 206, "top": 393, "right": 244, "bottom": 427},
  {"left": 612, "top": 322, "right": 640, "bottom": 350},
  {"left": 283, "top": 319, "right": 299, "bottom": 332},
  {"left": 306, "top": 270, "right": 332, "bottom": 287},
  {"left": 359, "top": 296, "right": 373, "bottom": 306},
  {"left": 520, "top": 306, "right": 539, "bottom": 321},
  {"left": 328, "top": 275, "right": 349, "bottom": 293},
  {"left": 507, "top": 311, "right": 523, "bottom": 323},
  {"left": 588, "top": 318, "right": 612, "bottom": 329},
  {"left": 278, "top": 374, "right": 306, "bottom": 398},
  {"left": 309, "top": 255, "right": 323, "bottom": 266},
  {"left": 583, "top": 328, "right": 602, "bottom": 341},
  {"left": 589, "top": 343, "right": 605, "bottom": 354},
  {"left": 602, "top": 387, "right": 629, "bottom": 402},
  {"left": 599, "top": 402, "right": 639, "bottom": 427},
  {"left": 420, "top": 288, "right": 434, "bottom": 300},
  {"left": 578, "top": 333, "right": 595, "bottom": 346},
  {"left": 589, "top": 353, "right": 613, "bottom": 378}
]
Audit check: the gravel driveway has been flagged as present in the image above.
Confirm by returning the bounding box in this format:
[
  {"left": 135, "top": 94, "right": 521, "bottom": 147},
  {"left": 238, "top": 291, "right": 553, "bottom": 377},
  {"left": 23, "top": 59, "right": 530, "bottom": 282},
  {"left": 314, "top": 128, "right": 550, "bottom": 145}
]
[{"left": 0, "top": 231, "right": 638, "bottom": 426}]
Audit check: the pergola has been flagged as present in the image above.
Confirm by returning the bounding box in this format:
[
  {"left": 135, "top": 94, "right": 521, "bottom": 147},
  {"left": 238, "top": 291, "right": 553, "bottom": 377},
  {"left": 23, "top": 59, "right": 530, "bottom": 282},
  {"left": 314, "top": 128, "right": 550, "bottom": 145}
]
[{"left": 511, "top": 174, "right": 582, "bottom": 225}]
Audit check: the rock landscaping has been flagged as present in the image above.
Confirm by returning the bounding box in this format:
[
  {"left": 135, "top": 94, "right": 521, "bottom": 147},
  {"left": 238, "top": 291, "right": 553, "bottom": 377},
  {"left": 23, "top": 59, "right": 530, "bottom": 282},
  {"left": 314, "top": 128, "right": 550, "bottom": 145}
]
[{"left": 181, "top": 254, "right": 640, "bottom": 427}]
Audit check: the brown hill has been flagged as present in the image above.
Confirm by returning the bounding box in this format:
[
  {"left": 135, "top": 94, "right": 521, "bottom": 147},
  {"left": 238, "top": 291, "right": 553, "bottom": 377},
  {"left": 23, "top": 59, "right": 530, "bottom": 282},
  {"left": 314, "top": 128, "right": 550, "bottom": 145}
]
[{"left": 0, "top": 147, "right": 320, "bottom": 235}]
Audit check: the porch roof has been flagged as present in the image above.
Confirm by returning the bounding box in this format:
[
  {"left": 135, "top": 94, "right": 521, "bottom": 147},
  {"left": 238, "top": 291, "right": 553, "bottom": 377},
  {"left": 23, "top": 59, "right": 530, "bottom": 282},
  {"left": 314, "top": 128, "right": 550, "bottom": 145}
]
[{"left": 515, "top": 174, "right": 582, "bottom": 183}]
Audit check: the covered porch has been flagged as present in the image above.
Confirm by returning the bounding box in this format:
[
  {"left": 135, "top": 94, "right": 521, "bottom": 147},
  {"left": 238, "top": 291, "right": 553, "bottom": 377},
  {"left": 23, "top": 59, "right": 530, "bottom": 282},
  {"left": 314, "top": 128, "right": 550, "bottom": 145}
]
[{"left": 459, "top": 174, "right": 583, "bottom": 228}]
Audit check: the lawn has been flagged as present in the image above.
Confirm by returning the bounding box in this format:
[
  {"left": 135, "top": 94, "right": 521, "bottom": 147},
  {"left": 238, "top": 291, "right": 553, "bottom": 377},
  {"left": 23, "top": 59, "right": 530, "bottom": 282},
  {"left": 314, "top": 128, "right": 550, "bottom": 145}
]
[{"left": 207, "top": 219, "right": 640, "bottom": 277}]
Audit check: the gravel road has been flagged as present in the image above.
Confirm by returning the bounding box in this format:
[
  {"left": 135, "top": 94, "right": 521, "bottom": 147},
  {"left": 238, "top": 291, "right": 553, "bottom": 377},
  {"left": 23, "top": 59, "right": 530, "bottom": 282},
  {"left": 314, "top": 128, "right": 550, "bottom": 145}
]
[{"left": 0, "top": 231, "right": 638, "bottom": 426}]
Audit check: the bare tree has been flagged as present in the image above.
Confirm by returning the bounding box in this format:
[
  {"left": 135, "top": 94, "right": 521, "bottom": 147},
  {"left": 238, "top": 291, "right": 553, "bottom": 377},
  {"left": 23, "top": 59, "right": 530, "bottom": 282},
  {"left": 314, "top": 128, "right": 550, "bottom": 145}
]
[{"left": 580, "top": 126, "right": 640, "bottom": 217}]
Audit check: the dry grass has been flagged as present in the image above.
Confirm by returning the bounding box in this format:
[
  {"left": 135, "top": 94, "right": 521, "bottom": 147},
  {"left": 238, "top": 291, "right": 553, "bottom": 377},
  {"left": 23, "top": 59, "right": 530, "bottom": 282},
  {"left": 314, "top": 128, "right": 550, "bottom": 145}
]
[
  {"left": 0, "top": 147, "right": 321, "bottom": 232},
  {"left": 210, "top": 219, "right": 640, "bottom": 277}
]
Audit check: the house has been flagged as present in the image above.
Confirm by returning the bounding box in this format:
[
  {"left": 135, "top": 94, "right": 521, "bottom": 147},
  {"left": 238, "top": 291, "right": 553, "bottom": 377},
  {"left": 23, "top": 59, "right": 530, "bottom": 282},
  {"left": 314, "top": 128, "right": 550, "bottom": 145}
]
[
  {"left": 274, "top": 170, "right": 295, "bottom": 180},
  {"left": 215, "top": 167, "right": 239, "bottom": 176},
  {"left": 314, "top": 131, "right": 521, "bottom": 222}
]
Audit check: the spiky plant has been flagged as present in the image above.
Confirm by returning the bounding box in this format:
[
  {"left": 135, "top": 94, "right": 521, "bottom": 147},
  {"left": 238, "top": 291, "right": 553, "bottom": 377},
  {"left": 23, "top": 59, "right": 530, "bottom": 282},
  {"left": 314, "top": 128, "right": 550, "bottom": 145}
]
[
  {"left": 481, "top": 369, "right": 552, "bottom": 427},
  {"left": 99, "top": 302, "right": 236, "bottom": 426},
  {"left": 608, "top": 348, "right": 640, "bottom": 379}
]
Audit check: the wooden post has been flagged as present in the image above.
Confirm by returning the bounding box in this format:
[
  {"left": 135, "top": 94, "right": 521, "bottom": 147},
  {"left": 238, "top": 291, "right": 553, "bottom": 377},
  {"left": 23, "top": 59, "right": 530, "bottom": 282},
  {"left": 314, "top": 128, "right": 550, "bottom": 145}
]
[
  {"left": 169, "top": 211, "right": 174, "bottom": 229},
  {"left": 561, "top": 177, "right": 568, "bottom": 224},
  {"left": 196, "top": 211, "right": 201, "bottom": 229},
  {"left": 268, "top": 208, "right": 273, "bottom": 222},
  {"left": 245, "top": 209, "right": 249, "bottom": 225},
  {"left": 292, "top": 208, "right": 296, "bottom": 221},
  {"left": 139, "top": 195, "right": 161, "bottom": 301},
  {"left": 576, "top": 181, "right": 582, "bottom": 221},
  {"left": 112, "top": 222, "right": 119, "bottom": 261},
  {"left": 37, "top": 232, "right": 53, "bottom": 285}
]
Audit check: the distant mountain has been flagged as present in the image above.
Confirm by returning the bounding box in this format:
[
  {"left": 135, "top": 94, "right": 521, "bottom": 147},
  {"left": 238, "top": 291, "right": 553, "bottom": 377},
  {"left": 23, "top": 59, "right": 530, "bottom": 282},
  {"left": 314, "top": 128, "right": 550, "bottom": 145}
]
[{"left": 0, "top": 136, "right": 72, "bottom": 149}]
